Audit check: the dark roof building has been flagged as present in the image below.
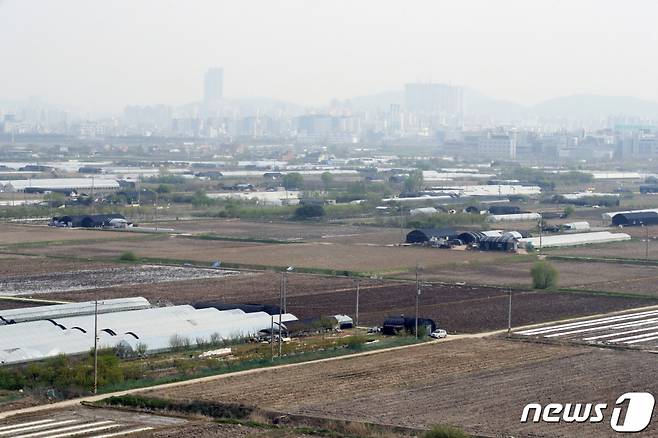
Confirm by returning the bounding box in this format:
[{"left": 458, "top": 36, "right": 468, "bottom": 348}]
[
  {"left": 612, "top": 211, "right": 658, "bottom": 227},
  {"left": 51, "top": 214, "right": 126, "bottom": 228},
  {"left": 382, "top": 316, "right": 436, "bottom": 336},
  {"left": 406, "top": 228, "right": 458, "bottom": 244},
  {"left": 478, "top": 235, "right": 518, "bottom": 251}
]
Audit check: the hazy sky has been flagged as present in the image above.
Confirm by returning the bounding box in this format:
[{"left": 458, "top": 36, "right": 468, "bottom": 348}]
[{"left": 2, "top": 0, "right": 658, "bottom": 111}]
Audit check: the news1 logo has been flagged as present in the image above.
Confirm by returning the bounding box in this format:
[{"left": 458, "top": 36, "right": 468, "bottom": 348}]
[{"left": 521, "top": 392, "right": 655, "bottom": 433}]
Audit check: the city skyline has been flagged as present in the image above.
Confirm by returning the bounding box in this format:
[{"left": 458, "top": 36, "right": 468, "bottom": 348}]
[{"left": 2, "top": 0, "right": 658, "bottom": 112}]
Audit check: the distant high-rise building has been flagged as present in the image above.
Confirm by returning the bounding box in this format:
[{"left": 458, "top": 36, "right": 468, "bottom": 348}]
[
  {"left": 204, "top": 67, "right": 224, "bottom": 103},
  {"left": 404, "top": 82, "right": 463, "bottom": 116}
]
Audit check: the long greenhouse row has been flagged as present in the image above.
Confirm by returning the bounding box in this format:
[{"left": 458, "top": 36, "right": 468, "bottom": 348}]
[{"left": 0, "top": 304, "right": 297, "bottom": 365}]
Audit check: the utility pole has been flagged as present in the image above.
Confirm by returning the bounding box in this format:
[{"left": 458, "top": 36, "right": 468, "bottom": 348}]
[
  {"left": 278, "top": 273, "right": 283, "bottom": 357},
  {"left": 415, "top": 263, "right": 420, "bottom": 339},
  {"left": 507, "top": 288, "right": 512, "bottom": 338},
  {"left": 93, "top": 299, "right": 99, "bottom": 394},
  {"left": 270, "top": 314, "right": 274, "bottom": 360},
  {"left": 355, "top": 279, "right": 360, "bottom": 330},
  {"left": 538, "top": 212, "right": 543, "bottom": 252},
  {"left": 282, "top": 272, "right": 287, "bottom": 313},
  {"left": 91, "top": 176, "right": 95, "bottom": 215},
  {"left": 645, "top": 225, "right": 649, "bottom": 265}
]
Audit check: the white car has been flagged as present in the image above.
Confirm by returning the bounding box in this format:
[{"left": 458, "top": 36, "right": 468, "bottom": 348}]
[{"left": 430, "top": 329, "right": 447, "bottom": 339}]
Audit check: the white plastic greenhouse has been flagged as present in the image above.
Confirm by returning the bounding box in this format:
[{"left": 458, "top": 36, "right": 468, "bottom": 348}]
[
  {"left": 518, "top": 231, "right": 631, "bottom": 249},
  {"left": 0, "top": 305, "right": 298, "bottom": 365}
]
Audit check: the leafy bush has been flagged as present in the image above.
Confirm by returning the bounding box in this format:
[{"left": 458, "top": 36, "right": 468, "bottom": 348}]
[
  {"left": 119, "top": 251, "right": 138, "bottom": 262},
  {"left": 293, "top": 204, "right": 325, "bottom": 219},
  {"left": 282, "top": 172, "right": 304, "bottom": 190},
  {"left": 422, "top": 425, "right": 471, "bottom": 438},
  {"left": 531, "top": 260, "right": 559, "bottom": 289},
  {"left": 101, "top": 395, "right": 253, "bottom": 419}
]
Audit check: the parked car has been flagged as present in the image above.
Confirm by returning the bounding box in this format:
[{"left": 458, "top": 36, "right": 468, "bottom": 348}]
[{"left": 430, "top": 329, "right": 447, "bottom": 339}]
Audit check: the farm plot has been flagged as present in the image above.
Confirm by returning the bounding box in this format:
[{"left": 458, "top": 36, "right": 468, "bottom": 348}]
[
  {"left": 144, "top": 218, "right": 405, "bottom": 243},
  {"left": 18, "top": 236, "right": 513, "bottom": 274},
  {"left": 549, "top": 238, "right": 658, "bottom": 260},
  {"left": 0, "top": 407, "right": 186, "bottom": 436},
  {"left": 407, "top": 259, "right": 658, "bottom": 296},
  {"left": 515, "top": 307, "right": 658, "bottom": 350},
  {"left": 27, "top": 273, "right": 657, "bottom": 333},
  {"left": 145, "top": 337, "right": 658, "bottom": 437},
  {"left": 0, "top": 224, "right": 146, "bottom": 246},
  {"left": 0, "top": 264, "right": 239, "bottom": 296}
]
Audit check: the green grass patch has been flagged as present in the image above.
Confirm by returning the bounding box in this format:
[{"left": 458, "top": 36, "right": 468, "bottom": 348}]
[{"left": 184, "top": 233, "right": 300, "bottom": 244}]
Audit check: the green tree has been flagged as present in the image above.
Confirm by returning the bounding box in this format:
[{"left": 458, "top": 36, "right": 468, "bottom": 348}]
[
  {"left": 563, "top": 205, "right": 575, "bottom": 217},
  {"left": 191, "top": 190, "right": 213, "bottom": 207},
  {"left": 293, "top": 204, "right": 325, "bottom": 219},
  {"left": 156, "top": 184, "right": 171, "bottom": 194},
  {"left": 531, "top": 260, "right": 559, "bottom": 289},
  {"left": 282, "top": 172, "right": 304, "bottom": 190},
  {"left": 44, "top": 192, "right": 66, "bottom": 207},
  {"left": 321, "top": 171, "right": 334, "bottom": 190},
  {"left": 404, "top": 169, "right": 424, "bottom": 192}
]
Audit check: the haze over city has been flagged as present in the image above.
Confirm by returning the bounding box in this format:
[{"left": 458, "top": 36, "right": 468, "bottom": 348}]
[
  {"left": 4, "top": 2, "right": 658, "bottom": 437},
  {"left": 2, "top": 0, "right": 658, "bottom": 111}
]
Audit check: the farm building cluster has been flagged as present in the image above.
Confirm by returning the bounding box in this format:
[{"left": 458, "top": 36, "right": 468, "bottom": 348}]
[{"left": 403, "top": 207, "right": 658, "bottom": 251}]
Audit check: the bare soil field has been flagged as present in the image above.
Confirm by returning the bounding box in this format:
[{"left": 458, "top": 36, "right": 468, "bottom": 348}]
[
  {"left": 146, "top": 337, "right": 658, "bottom": 437},
  {"left": 144, "top": 219, "right": 406, "bottom": 244},
  {"left": 409, "top": 259, "right": 658, "bottom": 295},
  {"left": 549, "top": 238, "right": 658, "bottom": 260},
  {"left": 0, "top": 255, "right": 117, "bottom": 277},
  {"left": 0, "top": 224, "right": 146, "bottom": 245},
  {"left": 17, "top": 236, "right": 513, "bottom": 274},
  {"left": 28, "top": 272, "right": 656, "bottom": 333},
  {"left": 144, "top": 422, "right": 336, "bottom": 438},
  {"left": 0, "top": 264, "right": 239, "bottom": 296}
]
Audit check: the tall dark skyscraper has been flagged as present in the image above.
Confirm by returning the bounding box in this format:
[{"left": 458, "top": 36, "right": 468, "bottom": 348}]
[{"left": 204, "top": 67, "right": 224, "bottom": 103}]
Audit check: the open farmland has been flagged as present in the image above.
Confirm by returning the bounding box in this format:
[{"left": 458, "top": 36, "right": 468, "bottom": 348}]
[
  {"left": 0, "top": 224, "right": 147, "bottom": 245},
  {"left": 406, "top": 258, "right": 658, "bottom": 296},
  {"left": 0, "top": 264, "right": 238, "bottom": 296},
  {"left": 145, "top": 337, "right": 658, "bottom": 437},
  {"left": 549, "top": 238, "right": 658, "bottom": 260},
  {"left": 26, "top": 271, "right": 657, "bottom": 333},
  {"left": 143, "top": 218, "right": 407, "bottom": 244},
  {"left": 13, "top": 235, "right": 514, "bottom": 274}
]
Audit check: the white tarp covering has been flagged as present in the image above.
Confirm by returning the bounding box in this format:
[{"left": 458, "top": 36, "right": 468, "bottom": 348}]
[
  {"left": 519, "top": 231, "right": 631, "bottom": 249},
  {"left": 488, "top": 213, "right": 541, "bottom": 222},
  {"left": 1, "top": 178, "right": 120, "bottom": 192}
]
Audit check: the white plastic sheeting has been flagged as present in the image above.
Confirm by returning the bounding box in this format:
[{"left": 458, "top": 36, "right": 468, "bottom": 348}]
[
  {"left": 518, "top": 231, "right": 631, "bottom": 249},
  {"left": 0, "top": 305, "right": 298, "bottom": 365},
  {"left": 0, "top": 178, "right": 120, "bottom": 192},
  {"left": 488, "top": 213, "right": 541, "bottom": 222},
  {"left": 0, "top": 297, "right": 152, "bottom": 324}
]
